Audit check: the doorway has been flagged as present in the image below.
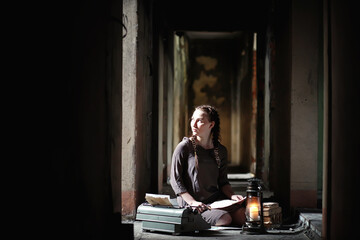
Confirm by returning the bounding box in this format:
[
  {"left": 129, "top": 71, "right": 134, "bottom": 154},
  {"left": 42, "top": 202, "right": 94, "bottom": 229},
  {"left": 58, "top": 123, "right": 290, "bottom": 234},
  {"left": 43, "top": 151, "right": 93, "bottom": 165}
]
[{"left": 159, "top": 30, "right": 267, "bottom": 191}]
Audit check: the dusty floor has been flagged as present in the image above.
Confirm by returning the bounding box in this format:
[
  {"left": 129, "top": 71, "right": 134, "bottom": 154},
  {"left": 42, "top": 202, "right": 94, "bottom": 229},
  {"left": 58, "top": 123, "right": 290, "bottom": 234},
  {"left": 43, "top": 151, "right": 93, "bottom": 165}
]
[{"left": 133, "top": 220, "right": 314, "bottom": 240}]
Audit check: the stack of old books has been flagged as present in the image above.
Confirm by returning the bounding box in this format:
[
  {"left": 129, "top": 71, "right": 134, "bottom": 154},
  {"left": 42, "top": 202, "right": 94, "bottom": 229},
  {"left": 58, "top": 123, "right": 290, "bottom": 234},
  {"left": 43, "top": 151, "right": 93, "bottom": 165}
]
[{"left": 263, "top": 202, "right": 282, "bottom": 229}]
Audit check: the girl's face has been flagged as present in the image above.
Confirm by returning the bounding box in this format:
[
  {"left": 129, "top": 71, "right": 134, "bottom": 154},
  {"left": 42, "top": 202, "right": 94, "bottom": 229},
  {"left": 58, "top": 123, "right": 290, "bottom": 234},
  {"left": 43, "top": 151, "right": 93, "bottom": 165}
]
[{"left": 190, "top": 109, "right": 214, "bottom": 138}]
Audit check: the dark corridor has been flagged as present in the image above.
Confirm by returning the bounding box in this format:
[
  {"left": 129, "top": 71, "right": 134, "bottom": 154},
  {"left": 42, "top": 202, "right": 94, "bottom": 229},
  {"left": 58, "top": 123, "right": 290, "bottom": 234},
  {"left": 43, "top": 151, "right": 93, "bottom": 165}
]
[{"left": 25, "top": 0, "right": 360, "bottom": 239}]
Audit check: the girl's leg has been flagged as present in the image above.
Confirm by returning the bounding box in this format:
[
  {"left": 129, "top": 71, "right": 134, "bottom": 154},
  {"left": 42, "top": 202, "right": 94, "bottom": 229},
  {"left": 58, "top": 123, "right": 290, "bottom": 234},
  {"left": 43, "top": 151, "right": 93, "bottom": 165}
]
[
  {"left": 215, "top": 213, "right": 232, "bottom": 226},
  {"left": 230, "top": 207, "right": 246, "bottom": 226}
]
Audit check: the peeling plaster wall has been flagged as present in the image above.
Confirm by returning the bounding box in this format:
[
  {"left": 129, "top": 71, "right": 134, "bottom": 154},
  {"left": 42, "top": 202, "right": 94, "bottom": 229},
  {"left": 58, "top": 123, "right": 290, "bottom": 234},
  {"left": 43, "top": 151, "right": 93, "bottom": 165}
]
[
  {"left": 290, "top": 0, "right": 321, "bottom": 208},
  {"left": 188, "top": 39, "right": 234, "bottom": 163},
  {"left": 135, "top": 0, "right": 154, "bottom": 213},
  {"left": 122, "top": 0, "right": 138, "bottom": 216},
  {"left": 122, "top": 0, "right": 154, "bottom": 217}
]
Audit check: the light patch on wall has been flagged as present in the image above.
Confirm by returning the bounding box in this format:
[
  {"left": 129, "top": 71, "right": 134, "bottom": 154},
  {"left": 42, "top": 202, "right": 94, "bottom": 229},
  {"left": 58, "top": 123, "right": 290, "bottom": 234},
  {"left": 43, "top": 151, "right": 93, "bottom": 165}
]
[
  {"left": 193, "top": 55, "right": 226, "bottom": 106},
  {"left": 193, "top": 71, "right": 217, "bottom": 105},
  {"left": 196, "top": 56, "right": 218, "bottom": 70},
  {"left": 193, "top": 71, "right": 225, "bottom": 106}
]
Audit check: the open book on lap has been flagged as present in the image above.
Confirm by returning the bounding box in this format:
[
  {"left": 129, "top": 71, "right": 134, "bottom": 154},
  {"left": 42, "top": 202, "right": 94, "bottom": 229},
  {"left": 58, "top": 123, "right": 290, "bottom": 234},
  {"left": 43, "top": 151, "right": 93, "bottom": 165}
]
[{"left": 209, "top": 197, "right": 246, "bottom": 210}]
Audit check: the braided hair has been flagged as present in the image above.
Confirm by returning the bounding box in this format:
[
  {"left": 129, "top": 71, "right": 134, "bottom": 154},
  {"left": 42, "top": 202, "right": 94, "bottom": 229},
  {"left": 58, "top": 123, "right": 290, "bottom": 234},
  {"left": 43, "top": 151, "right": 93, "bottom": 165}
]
[{"left": 191, "top": 105, "right": 221, "bottom": 169}]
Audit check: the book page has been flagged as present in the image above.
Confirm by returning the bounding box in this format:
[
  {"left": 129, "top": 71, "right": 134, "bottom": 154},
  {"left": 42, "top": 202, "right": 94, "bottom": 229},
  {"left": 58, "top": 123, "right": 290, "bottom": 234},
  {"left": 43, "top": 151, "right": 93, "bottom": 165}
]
[
  {"left": 209, "top": 197, "right": 246, "bottom": 209},
  {"left": 145, "top": 193, "right": 173, "bottom": 206}
]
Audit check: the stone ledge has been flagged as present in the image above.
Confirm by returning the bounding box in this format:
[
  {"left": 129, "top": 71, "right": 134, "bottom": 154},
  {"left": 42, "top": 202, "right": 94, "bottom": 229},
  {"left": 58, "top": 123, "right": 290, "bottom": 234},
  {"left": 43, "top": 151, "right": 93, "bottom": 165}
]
[{"left": 298, "top": 208, "right": 322, "bottom": 240}]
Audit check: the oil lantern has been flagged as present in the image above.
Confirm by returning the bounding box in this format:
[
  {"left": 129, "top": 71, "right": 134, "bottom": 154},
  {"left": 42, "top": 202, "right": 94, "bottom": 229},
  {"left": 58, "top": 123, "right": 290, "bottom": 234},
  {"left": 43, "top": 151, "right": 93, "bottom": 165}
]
[{"left": 241, "top": 178, "right": 266, "bottom": 234}]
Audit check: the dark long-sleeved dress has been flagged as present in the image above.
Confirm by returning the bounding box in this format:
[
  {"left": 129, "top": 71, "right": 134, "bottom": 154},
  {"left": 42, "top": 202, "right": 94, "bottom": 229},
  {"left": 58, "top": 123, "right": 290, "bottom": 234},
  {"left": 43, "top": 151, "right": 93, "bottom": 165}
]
[{"left": 170, "top": 137, "right": 237, "bottom": 225}]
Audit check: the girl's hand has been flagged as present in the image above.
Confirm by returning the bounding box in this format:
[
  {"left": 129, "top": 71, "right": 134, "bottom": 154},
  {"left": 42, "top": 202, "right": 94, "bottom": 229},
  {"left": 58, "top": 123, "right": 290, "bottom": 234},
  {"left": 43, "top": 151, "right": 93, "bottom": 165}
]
[
  {"left": 190, "top": 201, "right": 210, "bottom": 213},
  {"left": 231, "top": 194, "right": 244, "bottom": 202},
  {"left": 180, "top": 192, "right": 210, "bottom": 212}
]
